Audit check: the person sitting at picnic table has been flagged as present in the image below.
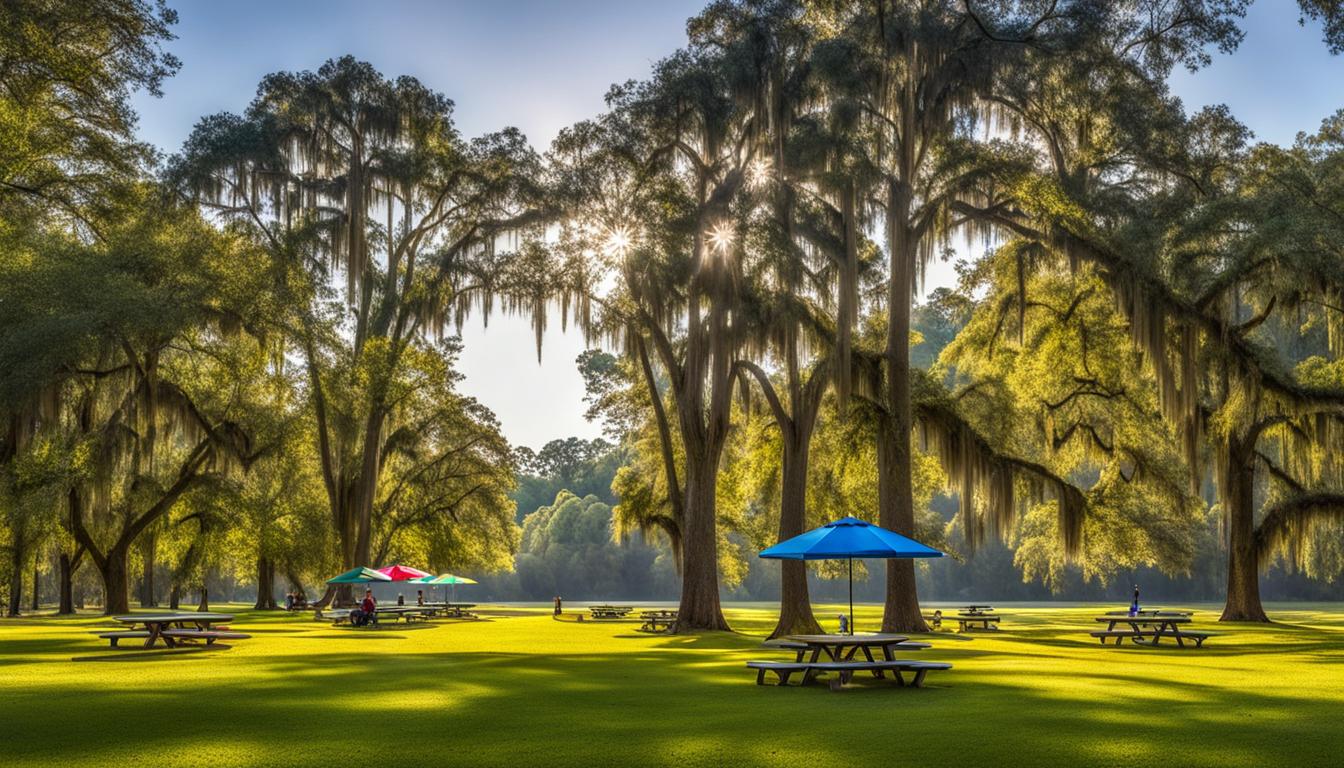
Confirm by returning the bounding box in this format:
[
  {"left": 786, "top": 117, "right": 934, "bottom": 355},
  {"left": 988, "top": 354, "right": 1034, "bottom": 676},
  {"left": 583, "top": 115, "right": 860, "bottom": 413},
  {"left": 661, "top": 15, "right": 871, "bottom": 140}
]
[
  {"left": 397, "top": 593, "right": 405, "bottom": 606},
  {"left": 416, "top": 589, "right": 425, "bottom": 606},
  {"left": 352, "top": 589, "right": 377, "bottom": 626}
]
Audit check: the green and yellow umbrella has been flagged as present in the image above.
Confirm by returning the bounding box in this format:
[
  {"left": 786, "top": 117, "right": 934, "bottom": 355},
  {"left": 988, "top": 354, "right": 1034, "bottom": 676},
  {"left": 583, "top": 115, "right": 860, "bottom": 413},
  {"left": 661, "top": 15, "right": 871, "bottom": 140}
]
[{"left": 412, "top": 573, "right": 478, "bottom": 603}]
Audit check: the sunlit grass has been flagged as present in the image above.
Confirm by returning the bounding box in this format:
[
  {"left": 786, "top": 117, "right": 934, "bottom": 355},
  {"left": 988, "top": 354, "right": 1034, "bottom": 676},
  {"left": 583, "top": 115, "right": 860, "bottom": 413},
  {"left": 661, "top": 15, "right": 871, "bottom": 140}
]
[{"left": 1, "top": 602, "right": 1341, "bottom": 767}]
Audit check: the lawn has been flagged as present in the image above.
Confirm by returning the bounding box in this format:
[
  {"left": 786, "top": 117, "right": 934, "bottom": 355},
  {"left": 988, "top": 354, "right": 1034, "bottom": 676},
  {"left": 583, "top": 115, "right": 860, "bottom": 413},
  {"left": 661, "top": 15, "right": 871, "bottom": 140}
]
[{"left": 2, "top": 602, "right": 1341, "bottom": 767}]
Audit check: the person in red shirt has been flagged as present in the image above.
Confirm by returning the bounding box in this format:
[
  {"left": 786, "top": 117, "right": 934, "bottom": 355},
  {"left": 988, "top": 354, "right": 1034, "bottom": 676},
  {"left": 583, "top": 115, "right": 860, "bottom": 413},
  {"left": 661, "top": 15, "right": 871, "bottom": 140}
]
[{"left": 356, "top": 589, "right": 377, "bottom": 626}]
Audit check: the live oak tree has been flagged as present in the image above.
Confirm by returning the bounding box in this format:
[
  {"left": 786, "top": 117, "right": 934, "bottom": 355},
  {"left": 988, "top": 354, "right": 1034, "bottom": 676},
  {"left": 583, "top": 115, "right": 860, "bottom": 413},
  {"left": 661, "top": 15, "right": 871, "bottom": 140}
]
[
  {"left": 941, "top": 259, "right": 1204, "bottom": 588},
  {"left": 548, "top": 39, "right": 775, "bottom": 630},
  {"left": 0, "top": 0, "right": 180, "bottom": 612},
  {"left": 807, "top": 0, "right": 1006, "bottom": 632},
  {"left": 948, "top": 1, "right": 1344, "bottom": 620},
  {"left": 0, "top": 186, "right": 279, "bottom": 614},
  {"left": 0, "top": 0, "right": 178, "bottom": 232},
  {"left": 366, "top": 342, "right": 518, "bottom": 573},
  {"left": 170, "top": 58, "right": 542, "bottom": 603}
]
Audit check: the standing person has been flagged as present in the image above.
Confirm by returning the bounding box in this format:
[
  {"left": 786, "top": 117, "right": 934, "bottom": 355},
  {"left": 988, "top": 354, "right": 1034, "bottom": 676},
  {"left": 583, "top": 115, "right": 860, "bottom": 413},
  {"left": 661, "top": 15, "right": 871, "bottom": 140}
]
[
  {"left": 553, "top": 596, "right": 562, "bottom": 616},
  {"left": 397, "top": 593, "right": 405, "bottom": 606},
  {"left": 284, "top": 591, "right": 294, "bottom": 611},
  {"left": 416, "top": 589, "right": 425, "bottom": 606},
  {"left": 1129, "top": 585, "right": 1141, "bottom": 616}
]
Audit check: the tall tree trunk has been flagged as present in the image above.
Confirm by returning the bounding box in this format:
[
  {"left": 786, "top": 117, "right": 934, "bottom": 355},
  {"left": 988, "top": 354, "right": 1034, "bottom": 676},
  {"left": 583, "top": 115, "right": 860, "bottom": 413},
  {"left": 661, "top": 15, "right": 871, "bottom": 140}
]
[
  {"left": 878, "top": 413, "right": 927, "bottom": 632},
  {"left": 99, "top": 548, "right": 131, "bottom": 615},
  {"left": 314, "top": 585, "right": 339, "bottom": 609},
  {"left": 770, "top": 435, "right": 822, "bottom": 638},
  {"left": 1220, "top": 441, "right": 1269, "bottom": 622},
  {"left": 137, "top": 532, "right": 157, "bottom": 607},
  {"left": 254, "top": 556, "right": 277, "bottom": 609},
  {"left": 881, "top": 177, "right": 928, "bottom": 634},
  {"left": 60, "top": 486, "right": 84, "bottom": 614},
  {"left": 197, "top": 585, "right": 209, "bottom": 612},
  {"left": 351, "top": 407, "right": 388, "bottom": 573},
  {"left": 6, "top": 541, "right": 23, "bottom": 617},
  {"left": 58, "top": 552, "right": 78, "bottom": 614},
  {"left": 31, "top": 561, "right": 39, "bottom": 611},
  {"left": 676, "top": 451, "right": 730, "bottom": 631},
  {"left": 169, "top": 585, "right": 180, "bottom": 610}
]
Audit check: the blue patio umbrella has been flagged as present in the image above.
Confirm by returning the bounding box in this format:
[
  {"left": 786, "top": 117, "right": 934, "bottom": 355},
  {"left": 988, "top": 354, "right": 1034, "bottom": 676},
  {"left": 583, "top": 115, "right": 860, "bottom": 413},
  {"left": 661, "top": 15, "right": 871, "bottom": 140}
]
[{"left": 759, "top": 516, "right": 944, "bottom": 634}]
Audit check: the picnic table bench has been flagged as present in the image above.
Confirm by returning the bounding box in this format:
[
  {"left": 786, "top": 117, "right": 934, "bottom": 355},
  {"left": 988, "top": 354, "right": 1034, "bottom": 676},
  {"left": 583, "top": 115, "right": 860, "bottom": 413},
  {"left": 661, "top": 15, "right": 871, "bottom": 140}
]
[
  {"left": 1090, "top": 615, "right": 1213, "bottom": 647},
  {"left": 588, "top": 604, "right": 634, "bottom": 619},
  {"left": 417, "top": 602, "right": 477, "bottom": 618},
  {"left": 1102, "top": 609, "right": 1192, "bottom": 617},
  {"left": 746, "top": 660, "right": 952, "bottom": 690},
  {"left": 344, "top": 606, "right": 439, "bottom": 625},
  {"left": 639, "top": 610, "right": 678, "bottom": 632},
  {"left": 438, "top": 603, "right": 478, "bottom": 619},
  {"left": 103, "top": 613, "right": 248, "bottom": 649}
]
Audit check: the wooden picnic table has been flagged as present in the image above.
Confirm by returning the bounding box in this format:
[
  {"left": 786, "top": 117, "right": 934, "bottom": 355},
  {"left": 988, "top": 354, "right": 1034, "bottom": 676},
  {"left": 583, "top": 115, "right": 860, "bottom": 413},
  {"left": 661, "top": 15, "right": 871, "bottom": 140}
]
[
  {"left": 786, "top": 634, "right": 912, "bottom": 664},
  {"left": 1092, "top": 615, "right": 1209, "bottom": 647},
  {"left": 954, "top": 613, "right": 1005, "bottom": 632},
  {"left": 959, "top": 605, "right": 995, "bottom": 615},
  {"left": 1103, "top": 609, "right": 1192, "bottom": 617},
  {"left": 431, "top": 603, "right": 478, "bottom": 619},
  {"left": 110, "top": 612, "right": 236, "bottom": 648},
  {"left": 588, "top": 604, "right": 634, "bottom": 619},
  {"left": 639, "top": 610, "right": 678, "bottom": 632},
  {"left": 784, "top": 634, "right": 918, "bottom": 682}
]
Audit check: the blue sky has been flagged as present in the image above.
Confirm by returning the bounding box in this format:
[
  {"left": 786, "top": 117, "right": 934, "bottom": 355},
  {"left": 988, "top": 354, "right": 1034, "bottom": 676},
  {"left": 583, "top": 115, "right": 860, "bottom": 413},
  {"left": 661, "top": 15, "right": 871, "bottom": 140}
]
[{"left": 131, "top": 0, "right": 1342, "bottom": 450}]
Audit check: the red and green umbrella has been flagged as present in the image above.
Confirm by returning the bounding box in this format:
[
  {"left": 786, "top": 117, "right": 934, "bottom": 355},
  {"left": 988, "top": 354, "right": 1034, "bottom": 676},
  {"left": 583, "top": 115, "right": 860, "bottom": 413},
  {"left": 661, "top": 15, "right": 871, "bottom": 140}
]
[{"left": 377, "top": 564, "right": 432, "bottom": 581}]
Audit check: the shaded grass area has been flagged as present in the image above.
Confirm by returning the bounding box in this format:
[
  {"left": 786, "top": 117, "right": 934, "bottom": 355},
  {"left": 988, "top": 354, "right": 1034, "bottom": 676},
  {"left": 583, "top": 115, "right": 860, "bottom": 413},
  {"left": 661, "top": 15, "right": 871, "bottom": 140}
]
[{"left": 2, "top": 603, "right": 1342, "bottom": 767}]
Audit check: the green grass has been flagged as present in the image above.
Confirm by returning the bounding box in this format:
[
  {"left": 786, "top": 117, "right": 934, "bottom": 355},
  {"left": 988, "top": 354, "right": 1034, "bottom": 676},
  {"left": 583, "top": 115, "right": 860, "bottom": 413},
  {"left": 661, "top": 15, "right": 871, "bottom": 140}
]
[{"left": 2, "top": 602, "right": 1342, "bottom": 767}]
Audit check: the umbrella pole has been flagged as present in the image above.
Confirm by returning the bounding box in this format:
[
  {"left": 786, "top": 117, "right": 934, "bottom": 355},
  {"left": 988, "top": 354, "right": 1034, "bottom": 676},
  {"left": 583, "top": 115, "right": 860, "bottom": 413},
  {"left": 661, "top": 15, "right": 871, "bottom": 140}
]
[{"left": 848, "top": 557, "right": 854, "bottom": 636}]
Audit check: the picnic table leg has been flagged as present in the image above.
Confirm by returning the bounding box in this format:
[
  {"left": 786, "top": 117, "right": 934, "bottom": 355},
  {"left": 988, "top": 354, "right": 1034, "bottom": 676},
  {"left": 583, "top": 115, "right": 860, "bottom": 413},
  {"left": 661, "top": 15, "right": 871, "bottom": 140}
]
[
  {"left": 860, "top": 646, "right": 885, "bottom": 678},
  {"left": 141, "top": 623, "right": 164, "bottom": 648},
  {"left": 1170, "top": 624, "right": 1186, "bottom": 647}
]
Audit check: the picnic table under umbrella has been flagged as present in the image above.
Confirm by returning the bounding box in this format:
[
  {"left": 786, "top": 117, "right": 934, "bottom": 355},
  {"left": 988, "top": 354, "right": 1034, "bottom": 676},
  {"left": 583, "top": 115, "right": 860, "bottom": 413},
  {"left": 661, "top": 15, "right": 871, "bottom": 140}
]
[
  {"left": 759, "top": 516, "right": 944, "bottom": 635},
  {"left": 412, "top": 573, "right": 477, "bottom": 606}
]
